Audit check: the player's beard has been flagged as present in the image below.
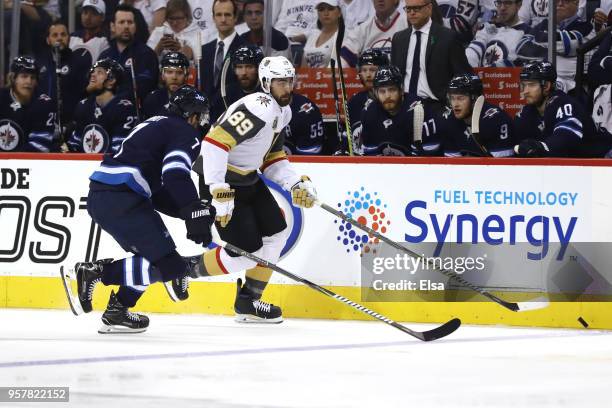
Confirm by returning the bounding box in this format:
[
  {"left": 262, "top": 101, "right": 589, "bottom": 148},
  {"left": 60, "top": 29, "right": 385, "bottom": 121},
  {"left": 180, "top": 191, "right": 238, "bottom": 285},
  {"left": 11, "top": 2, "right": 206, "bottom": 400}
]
[
  {"left": 382, "top": 99, "right": 398, "bottom": 114},
  {"left": 274, "top": 92, "right": 292, "bottom": 107},
  {"left": 87, "top": 81, "right": 106, "bottom": 96}
]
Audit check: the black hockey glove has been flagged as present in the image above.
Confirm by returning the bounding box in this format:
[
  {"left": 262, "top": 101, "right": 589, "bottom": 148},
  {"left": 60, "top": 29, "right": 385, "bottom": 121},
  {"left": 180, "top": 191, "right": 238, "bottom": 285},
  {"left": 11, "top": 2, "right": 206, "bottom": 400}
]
[
  {"left": 514, "top": 139, "right": 550, "bottom": 157},
  {"left": 179, "top": 200, "right": 216, "bottom": 246}
]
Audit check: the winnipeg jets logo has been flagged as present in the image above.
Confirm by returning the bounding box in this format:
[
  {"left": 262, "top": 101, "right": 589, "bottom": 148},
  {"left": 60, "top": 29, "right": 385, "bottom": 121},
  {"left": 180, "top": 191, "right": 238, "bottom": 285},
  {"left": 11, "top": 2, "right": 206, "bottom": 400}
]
[
  {"left": 257, "top": 95, "right": 271, "bottom": 106},
  {"left": 484, "top": 41, "right": 508, "bottom": 66},
  {"left": 483, "top": 108, "right": 499, "bottom": 119},
  {"left": 299, "top": 103, "right": 314, "bottom": 114},
  {"left": 383, "top": 119, "right": 393, "bottom": 129},
  {"left": 82, "top": 124, "right": 108, "bottom": 153},
  {"left": 0, "top": 120, "right": 22, "bottom": 151},
  {"left": 531, "top": 0, "right": 548, "bottom": 18}
]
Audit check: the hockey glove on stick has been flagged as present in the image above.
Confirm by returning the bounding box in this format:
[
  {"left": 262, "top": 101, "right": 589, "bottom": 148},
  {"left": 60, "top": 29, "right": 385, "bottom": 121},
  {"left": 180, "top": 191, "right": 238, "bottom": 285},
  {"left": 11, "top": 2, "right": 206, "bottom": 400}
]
[
  {"left": 514, "top": 139, "right": 549, "bottom": 157},
  {"left": 180, "top": 200, "right": 216, "bottom": 246},
  {"left": 291, "top": 176, "right": 317, "bottom": 208},
  {"left": 210, "top": 183, "right": 235, "bottom": 227}
]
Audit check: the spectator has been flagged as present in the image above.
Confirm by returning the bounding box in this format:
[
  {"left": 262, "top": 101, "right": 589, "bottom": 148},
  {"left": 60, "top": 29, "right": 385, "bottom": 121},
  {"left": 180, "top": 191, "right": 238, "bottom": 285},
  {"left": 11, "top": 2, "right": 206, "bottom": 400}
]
[
  {"left": 188, "top": 0, "right": 215, "bottom": 31},
  {"left": 3, "top": 0, "right": 53, "bottom": 56},
  {"left": 67, "top": 59, "right": 138, "bottom": 153},
  {"left": 588, "top": 27, "right": 612, "bottom": 88},
  {"left": 242, "top": 0, "right": 291, "bottom": 58},
  {"left": 200, "top": 0, "right": 246, "bottom": 98},
  {"left": 518, "top": 0, "right": 586, "bottom": 27},
  {"left": 100, "top": 4, "right": 160, "bottom": 108},
  {"left": 122, "top": 0, "right": 167, "bottom": 32},
  {"left": 143, "top": 52, "right": 190, "bottom": 118},
  {"left": 466, "top": 0, "right": 531, "bottom": 67},
  {"left": 437, "top": 0, "right": 480, "bottom": 44},
  {"left": 148, "top": 0, "right": 199, "bottom": 60},
  {"left": 391, "top": 0, "right": 472, "bottom": 113},
  {"left": 339, "top": 0, "right": 374, "bottom": 27},
  {"left": 592, "top": 0, "right": 612, "bottom": 33},
  {"left": 36, "top": 21, "right": 92, "bottom": 125},
  {"left": 516, "top": 0, "right": 593, "bottom": 93},
  {"left": 513, "top": 61, "right": 608, "bottom": 157},
  {"left": 275, "top": 0, "right": 318, "bottom": 43},
  {"left": 0, "top": 56, "right": 58, "bottom": 152},
  {"left": 70, "top": 0, "right": 110, "bottom": 62},
  {"left": 341, "top": 0, "right": 408, "bottom": 67},
  {"left": 439, "top": 74, "right": 515, "bottom": 157},
  {"left": 302, "top": 0, "right": 343, "bottom": 67}
]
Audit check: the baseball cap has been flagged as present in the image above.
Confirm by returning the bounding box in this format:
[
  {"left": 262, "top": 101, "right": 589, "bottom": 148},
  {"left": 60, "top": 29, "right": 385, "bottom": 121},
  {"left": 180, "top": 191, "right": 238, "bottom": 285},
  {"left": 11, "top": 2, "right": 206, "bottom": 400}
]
[
  {"left": 82, "top": 0, "right": 106, "bottom": 15},
  {"left": 316, "top": 0, "right": 339, "bottom": 8}
]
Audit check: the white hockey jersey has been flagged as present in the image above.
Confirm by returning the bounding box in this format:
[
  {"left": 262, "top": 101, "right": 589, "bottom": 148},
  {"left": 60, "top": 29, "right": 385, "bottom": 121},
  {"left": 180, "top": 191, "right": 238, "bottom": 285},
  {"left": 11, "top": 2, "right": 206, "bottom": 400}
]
[
  {"left": 188, "top": 0, "right": 215, "bottom": 32},
  {"left": 201, "top": 92, "right": 299, "bottom": 189},
  {"left": 340, "top": 0, "right": 374, "bottom": 27},
  {"left": 340, "top": 9, "right": 409, "bottom": 67},
  {"left": 275, "top": 0, "right": 318, "bottom": 39},
  {"left": 437, "top": 0, "right": 480, "bottom": 40},
  {"left": 466, "top": 22, "right": 531, "bottom": 67},
  {"left": 519, "top": 0, "right": 587, "bottom": 27}
]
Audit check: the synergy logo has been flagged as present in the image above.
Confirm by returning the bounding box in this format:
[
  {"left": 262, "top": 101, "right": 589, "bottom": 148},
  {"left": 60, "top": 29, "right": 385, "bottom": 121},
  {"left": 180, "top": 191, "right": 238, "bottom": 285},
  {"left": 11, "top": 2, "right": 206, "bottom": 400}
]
[{"left": 335, "top": 188, "right": 391, "bottom": 253}]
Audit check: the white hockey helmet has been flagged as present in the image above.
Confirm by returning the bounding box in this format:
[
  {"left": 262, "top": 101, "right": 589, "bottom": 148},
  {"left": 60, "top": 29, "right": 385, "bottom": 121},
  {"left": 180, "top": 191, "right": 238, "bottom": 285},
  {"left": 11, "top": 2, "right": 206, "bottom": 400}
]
[{"left": 258, "top": 56, "right": 295, "bottom": 93}]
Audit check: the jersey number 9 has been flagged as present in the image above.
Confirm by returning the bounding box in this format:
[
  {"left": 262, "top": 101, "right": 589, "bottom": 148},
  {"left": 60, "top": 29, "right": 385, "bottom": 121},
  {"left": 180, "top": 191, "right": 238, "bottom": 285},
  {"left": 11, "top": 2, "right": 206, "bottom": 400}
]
[{"left": 227, "top": 111, "right": 254, "bottom": 136}]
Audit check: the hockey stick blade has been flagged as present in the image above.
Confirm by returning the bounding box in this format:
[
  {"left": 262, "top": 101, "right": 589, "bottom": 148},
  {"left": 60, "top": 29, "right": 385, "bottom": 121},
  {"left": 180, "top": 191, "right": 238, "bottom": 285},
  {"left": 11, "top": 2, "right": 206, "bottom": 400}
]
[
  {"left": 470, "top": 95, "right": 491, "bottom": 157},
  {"left": 316, "top": 201, "right": 549, "bottom": 313},
  {"left": 213, "top": 235, "right": 460, "bottom": 341},
  {"left": 59, "top": 266, "right": 84, "bottom": 316}
]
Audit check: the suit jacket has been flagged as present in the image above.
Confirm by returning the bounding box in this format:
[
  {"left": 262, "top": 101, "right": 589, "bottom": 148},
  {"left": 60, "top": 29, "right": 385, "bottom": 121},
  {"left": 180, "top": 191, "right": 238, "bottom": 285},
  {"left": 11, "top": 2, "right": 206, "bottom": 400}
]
[
  {"left": 391, "top": 21, "right": 472, "bottom": 102},
  {"left": 200, "top": 34, "right": 246, "bottom": 98}
]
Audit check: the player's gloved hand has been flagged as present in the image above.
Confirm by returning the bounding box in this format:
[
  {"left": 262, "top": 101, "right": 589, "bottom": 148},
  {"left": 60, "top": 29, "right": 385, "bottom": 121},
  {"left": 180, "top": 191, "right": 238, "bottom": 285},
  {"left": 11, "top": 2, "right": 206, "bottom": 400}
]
[
  {"left": 291, "top": 176, "right": 317, "bottom": 208},
  {"left": 514, "top": 139, "right": 550, "bottom": 157},
  {"left": 210, "top": 183, "right": 235, "bottom": 227},
  {"left": 180, "top": 200, "right": 216, "bottom": 246}
]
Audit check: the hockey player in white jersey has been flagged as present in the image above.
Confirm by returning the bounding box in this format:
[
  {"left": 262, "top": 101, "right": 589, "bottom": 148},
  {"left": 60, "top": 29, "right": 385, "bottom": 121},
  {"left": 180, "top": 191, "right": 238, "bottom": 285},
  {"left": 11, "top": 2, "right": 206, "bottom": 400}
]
[
  {"left": 466, "top": 0, "right": 531, "bottom": 67},
  {"left": 193, "top": 56, "right": 318, "bottom": 323},
  {"left": 340, "top": 0, "right": 408, "bottom": 67}
]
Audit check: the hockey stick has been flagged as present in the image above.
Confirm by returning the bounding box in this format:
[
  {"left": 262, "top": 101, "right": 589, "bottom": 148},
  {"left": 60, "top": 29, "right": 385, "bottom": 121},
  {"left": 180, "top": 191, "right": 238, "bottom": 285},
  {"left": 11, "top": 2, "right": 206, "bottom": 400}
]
[
  {"left": 412, "top": 102, "right": 425, "bottom": 154},
  {"left": 214, "top": 236, "right": 461, "bottom": 341},
  {"left": 470, "top": 95, "right": 492, "bottom": 157},
  {"left": 196, "top": 31, "right": 203, "bottom": 92},
  {"left": 52, "top": 44, "right": 64, "bottom": 145},
  {"left": 316, "top": 200, "right": 549, "bottom": 313},
  {"left": 334, "top": 18, "right": 354, "bottom": 155},
  {"left": 330, "top": 58, "right": 345, "bottom": 153},
  {"left": 220, "top": 57, "right": 231, "bottom": 109},
  {"left": 128, "top": 57, "right": 141, "bottom": 120}
]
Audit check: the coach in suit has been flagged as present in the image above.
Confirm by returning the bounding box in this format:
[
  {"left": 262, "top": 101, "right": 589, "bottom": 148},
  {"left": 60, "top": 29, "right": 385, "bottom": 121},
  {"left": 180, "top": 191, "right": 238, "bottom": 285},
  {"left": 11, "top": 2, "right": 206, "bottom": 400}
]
[
  {"left": 391, "top": 0, "right": 472, "bottom": 113},
  {"left": 201, "top": 0, "right": 246, "bottom": 99}
]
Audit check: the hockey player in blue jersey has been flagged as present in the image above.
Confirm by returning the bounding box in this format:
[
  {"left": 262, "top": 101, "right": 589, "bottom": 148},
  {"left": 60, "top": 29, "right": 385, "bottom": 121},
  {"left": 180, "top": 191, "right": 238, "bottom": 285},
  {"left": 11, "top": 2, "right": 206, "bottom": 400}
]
[
  {"left": 439, "top": 74, "right": 516, "bottom": 157},
  {"left": 282, "top": 92, "right": 325, "bottom": 155},
  {"left": 360, "top": 65, "right": 441, "bottom": 156},
  {"left": 513, "top": 61, "right": 609, "bottom": 157},
  {"left": 210, "top": 44, "right": 265, "bottom": 122},
  {"left": 61, "top": 85, "right": 215, "bottom": 334},
  {"left": 67, "top": 59, "right": 139, "bottom": 153},
  {"left": 340, "top": 48, "right": 389, "bottom": 154},
  {"left": 0, "top": 56, "right": 58, "bottom": 152},
  {"left": 142, "top": 52, "right": 190, "bottom": 119}
]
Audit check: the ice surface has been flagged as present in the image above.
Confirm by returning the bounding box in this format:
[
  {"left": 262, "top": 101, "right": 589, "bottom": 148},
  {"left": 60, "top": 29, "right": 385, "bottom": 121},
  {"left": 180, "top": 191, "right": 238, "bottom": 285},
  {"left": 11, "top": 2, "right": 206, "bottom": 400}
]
[{"left": 0, "top": 309, "right": 611, "bottom": 408}]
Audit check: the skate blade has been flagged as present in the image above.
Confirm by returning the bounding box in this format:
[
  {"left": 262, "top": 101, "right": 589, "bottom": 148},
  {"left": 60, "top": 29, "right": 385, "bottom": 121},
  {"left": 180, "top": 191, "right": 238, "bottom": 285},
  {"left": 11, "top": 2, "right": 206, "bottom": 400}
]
[
  {"left": 98, "top": 324, "right": 147, "bottom": 334},
  {"left": 235, "top": 314, "right": 283, "bottom": 324},
  {"left": 59, "top": 266, "right": 84, "bottom": 316}
]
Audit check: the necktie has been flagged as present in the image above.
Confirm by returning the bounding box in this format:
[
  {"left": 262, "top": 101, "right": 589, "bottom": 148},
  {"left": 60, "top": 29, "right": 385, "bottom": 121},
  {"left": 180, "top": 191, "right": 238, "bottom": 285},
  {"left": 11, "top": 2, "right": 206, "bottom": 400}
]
[
  {"left": 408, "top": 31, "right": 421, "bottom": 95},
  {"left": 214, "top": 40, "right": 225, "bottom": 84}
]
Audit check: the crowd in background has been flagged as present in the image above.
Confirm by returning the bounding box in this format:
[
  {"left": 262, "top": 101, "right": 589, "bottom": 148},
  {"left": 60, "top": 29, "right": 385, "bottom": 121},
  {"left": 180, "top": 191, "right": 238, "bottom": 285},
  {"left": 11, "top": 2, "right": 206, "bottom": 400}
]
[{"left": 1, "top": 0, "right": 612, "bottom": 157}]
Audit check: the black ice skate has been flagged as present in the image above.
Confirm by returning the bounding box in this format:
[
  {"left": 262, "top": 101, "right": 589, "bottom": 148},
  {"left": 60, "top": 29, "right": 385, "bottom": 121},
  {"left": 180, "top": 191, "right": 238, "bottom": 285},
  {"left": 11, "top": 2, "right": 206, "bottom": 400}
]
[
  {"left": 163, "top": 258, "right": 194, "bottom": 302},
  {"left": 234, "top": 278, "right": 283, "bottom": 324},
  {"left": 60, "top": 259, "right": 112, "bottom": 316},
  {"left": 98, "top": 291, "right": 149, "bottom": 334}
]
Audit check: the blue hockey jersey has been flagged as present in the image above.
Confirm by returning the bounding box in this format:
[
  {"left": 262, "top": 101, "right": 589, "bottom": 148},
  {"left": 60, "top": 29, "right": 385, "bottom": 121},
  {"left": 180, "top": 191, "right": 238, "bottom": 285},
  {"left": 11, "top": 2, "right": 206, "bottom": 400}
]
[
  {"left": 282, "top": 93, "right": 324, "bottom": 155},
  {"left": 67, "top": 95, "right": 138, "bottom": 153}
]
